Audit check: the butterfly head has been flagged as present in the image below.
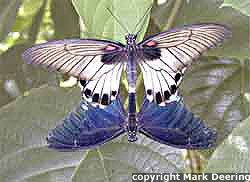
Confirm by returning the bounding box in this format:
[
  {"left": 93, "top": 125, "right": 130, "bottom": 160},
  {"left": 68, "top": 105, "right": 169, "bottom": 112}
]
[{"left": 125, "top": 34, "right": 137, "bottom": 46}]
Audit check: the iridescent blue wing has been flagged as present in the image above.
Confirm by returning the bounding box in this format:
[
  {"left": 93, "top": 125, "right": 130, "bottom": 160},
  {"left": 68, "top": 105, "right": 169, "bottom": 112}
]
[
  {"left": 22, "top": 39, "right": 125, "bottom": 106},
  {"left": 138, "top": 24, "right": 231, "bottom": 104},
  {"left": 47, "top": 98, "right": 126, "bottom": 150},
  {"left": 137, "top": 98, "right": 217, "bottom": 149}
]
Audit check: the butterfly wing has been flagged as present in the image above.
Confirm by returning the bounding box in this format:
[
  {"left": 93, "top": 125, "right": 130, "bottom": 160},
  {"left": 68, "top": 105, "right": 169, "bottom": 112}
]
[
  {"left": 22, "top": 39, "right": 126, "bottom": 105},
  {"left": 47, "top": 98, "right": 126, "bottom": 150},
  {"left": 137, "top": 97, "right": 217, "bottom": 149},
  {"left": 138, "top": 23, "right": 231, "bottom": 104}
]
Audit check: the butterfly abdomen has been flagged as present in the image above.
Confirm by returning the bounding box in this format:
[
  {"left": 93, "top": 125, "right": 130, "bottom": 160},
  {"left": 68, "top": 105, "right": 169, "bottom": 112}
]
[{"left": 127, "top": 93, "right": 137, "bottom": 142}]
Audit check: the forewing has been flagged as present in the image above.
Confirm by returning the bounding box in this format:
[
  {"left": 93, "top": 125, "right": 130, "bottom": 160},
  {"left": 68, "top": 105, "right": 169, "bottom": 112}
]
[
  {"left": 47, "top": 98, "right": 126, "bottom": 150},
  {"left": 138, "top": 23, "right": 231, "bottom": 104},
  {"left": 22, "top": 39, "right": 126, "bottom": 105},
  {"left": 138, "top": 97, "right": 217, "bottom": 149}
]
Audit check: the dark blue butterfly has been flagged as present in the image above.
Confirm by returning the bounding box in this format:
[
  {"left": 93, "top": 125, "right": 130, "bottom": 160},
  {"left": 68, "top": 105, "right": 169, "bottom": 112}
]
[{"left": 47, "top": 95, "right": 216, "bottom": 150}]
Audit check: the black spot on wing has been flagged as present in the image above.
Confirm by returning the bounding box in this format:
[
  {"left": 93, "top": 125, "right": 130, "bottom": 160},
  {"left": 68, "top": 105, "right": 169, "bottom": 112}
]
[
  {"left": 164, "top": 90, "right": 171, "bottom": 100},
  {"left": 171, "top": 85, "right": 177, "bottom": 94},
  {"left": 101, "top": 94, "right": 109, "bottom": 105},
  {"left": 147, "top": 89, "right": 152, "bottom": 95},
  {"left": 111, "top": 91, "right": 117, "bottom": 96},
  {"left": 175, "top": 73, "right": 182, "bottom": 83},
  {"left": 84, "top": 89, "right": 92, "bottom": 98},
  {"left": 155, "top": 92, "right": 162, "bottom": 104},
  {"left": 92, "top": 93, "right": 99, "bottom": 102},
  {"left": 80, "top": 79, "right": 87, "bottom": 86}
]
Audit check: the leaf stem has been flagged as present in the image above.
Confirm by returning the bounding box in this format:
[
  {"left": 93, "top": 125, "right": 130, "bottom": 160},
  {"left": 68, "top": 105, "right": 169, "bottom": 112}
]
[{"left": 163, "top": 0, "right": 183, "bottom": 30}]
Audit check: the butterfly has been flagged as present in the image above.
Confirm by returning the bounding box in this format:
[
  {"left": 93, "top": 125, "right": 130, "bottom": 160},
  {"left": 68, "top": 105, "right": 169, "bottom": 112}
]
[
  {"left": 22, "top": 23, "right": 231, "bottom": 107},
  {"left": 23, "top": 23, "right": 229, "bottom": 148},
  {"left": 47, "top": 95, "right": 217, "bottom": 150}
]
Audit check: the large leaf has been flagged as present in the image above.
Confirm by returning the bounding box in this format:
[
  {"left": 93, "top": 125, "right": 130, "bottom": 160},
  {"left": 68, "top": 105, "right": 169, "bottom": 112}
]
[
  {"left": 0, "top": 42, "right": 52, "bottom": 107},
  {"left": 72, "top": 137, "right": 185, "bottom": 182},
  {"left": 204, "top": 116, "right": 250, "bottom": 172},
  {"left": 152, "top": 0, "right": 250, "bottom": 60},
  {"left": 181, "top": 58, "right": 250, "bottom": 145},
  {"left": 0, "top": 85, "right": 85, "bottom": 182},
  {"left": 221, "top": 0, "right": 250, "bottom": 16},
  {"left": 72, "top": 0, "right": 152, "bottom": 43},
  {"left": 51, "top": 0, "right": 80, "bottom": 39}
]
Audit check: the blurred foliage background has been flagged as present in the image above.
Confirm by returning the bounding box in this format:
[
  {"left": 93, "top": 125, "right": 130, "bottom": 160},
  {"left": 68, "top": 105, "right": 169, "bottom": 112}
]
[
  {"left": 0, "top": 0, "right": 249, "bottom": 181},
  {"left": 0, "top": 0, "right": 80, "bottom": 107}
]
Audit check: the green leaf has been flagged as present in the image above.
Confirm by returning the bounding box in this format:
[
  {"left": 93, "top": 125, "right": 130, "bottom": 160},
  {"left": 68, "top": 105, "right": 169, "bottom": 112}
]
[
  {"left": 0, "top": 0, "right": 21, "bottom": 41},
  {"left": 51, "top": 0, "right": 80, "bottom": 39},
  {"left": 71, "top": 0, "right": 152, "bottom": 43},
  {"left": 152, "top": 0, "right": 250, "bottom": 60},
  {"left": 0, "top": 42, "right": 52, "bottom": 107},
  {"left": 221, "top": 0, "right": 250, "bottom": 16},
  {"left": 204, "top": 116, "right": 250, "bottom": 172},
  {"left": 72, "top": 138, "right": 185, "bottom": 181},
  {"left": 181, "top": 58, "right": 250, "bottom": 146},
  {"left": 0, "top": 85, "right": 85, "bottom": 182}
]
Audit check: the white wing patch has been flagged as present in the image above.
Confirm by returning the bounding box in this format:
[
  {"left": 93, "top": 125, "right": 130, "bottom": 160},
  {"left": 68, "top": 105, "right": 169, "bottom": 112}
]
[
  {"left": 139, "top": 57, "right": 184, "bottom": 104},
  {"left": 80, "top": 62, "right": 124, "bottom": 107},
  {"left": 139, "top": 24, "right": 231, "bottom": 104}
]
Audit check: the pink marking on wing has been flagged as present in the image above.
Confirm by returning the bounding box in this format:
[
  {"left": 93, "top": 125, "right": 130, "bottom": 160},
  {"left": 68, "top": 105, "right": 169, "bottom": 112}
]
[
  {"left": 105, "top": 45, "right": 117, "bottom": 51},
  {"left": 146, "top": 41, "right": 157, "bottom": 47}
]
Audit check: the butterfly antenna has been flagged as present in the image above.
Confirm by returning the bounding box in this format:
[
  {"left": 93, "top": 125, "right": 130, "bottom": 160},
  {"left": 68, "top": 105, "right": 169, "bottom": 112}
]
[
  {"left": 106, "top": 7, "right": 130, "bottom": 34},
  {"left": 134, "top": 5, "right": 152, "bottom": 36}
]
